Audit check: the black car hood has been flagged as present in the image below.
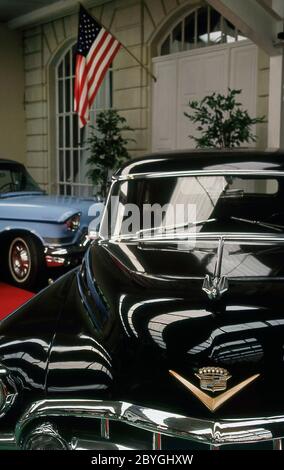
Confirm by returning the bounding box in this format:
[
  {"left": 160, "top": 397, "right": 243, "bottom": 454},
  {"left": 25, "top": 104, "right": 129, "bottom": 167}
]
[
  {"left": 85, "top": 237, "right": 284, "bottom": 419},
  {"left": 0, "top": 271, "right": 75, "bottom": 393}
]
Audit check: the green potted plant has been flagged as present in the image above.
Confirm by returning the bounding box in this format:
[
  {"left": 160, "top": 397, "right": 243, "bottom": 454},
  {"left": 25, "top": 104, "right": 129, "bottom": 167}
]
[
  {"left": 87, "top": 109, "right": 135, "bottom": 198},
  {"left": 184, "top": 88, "right": 265, "bottom": 148}
]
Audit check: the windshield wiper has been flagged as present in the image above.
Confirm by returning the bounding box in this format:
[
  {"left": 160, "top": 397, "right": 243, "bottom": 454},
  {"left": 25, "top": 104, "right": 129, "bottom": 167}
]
[
  {"left": 221, "top": 189, "right": 244, "bottom": 198},
  {"left": 136, "top": 218, "right": 217, "bottom": 237},
  {"left": 230, "top": 216, "right": 284, "bottom": 233}
]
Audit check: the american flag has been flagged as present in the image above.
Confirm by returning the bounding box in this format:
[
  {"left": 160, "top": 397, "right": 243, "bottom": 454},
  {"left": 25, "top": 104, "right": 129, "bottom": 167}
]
[{"left": 74, "top": 5, "right": 121, "bottom": 128}]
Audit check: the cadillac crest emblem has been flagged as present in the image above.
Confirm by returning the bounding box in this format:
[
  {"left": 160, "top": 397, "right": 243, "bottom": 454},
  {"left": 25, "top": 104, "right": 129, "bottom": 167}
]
[
  {"left": 195, "top": 367, "right": 231, "bottom": 393},
  {"left": 169, "top": 368, "right": 260, "bottom": 412}
]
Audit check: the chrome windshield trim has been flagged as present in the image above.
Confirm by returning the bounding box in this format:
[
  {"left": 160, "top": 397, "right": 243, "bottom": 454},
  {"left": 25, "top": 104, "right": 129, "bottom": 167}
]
[
  {"left": 113, "top": 170, "right": 284, "bottom": 181},
  {"left": 14, "top": 399, "right": 284, "bottom": 447},
  {"left": 105, "top": 233, "right": 284, "bottom": 244}
]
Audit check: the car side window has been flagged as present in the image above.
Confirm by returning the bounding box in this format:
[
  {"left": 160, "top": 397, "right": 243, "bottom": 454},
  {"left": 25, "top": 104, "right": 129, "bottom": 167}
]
[{"left": 0, "top": 170, "right": 14, "bottom": 193}]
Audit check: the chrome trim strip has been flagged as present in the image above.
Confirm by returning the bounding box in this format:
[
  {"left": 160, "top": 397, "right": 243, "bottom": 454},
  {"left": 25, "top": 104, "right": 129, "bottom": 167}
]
[
  {"left": 70, "top": 438, "right": 137, "bottom": 451},
  {"left": 152, "top": 432, "right": 162, "bottom": 450},
  {"left": 0, "top": 434, "right": 17, "bottom": 450},
  {"left": 44, "top": 233, "right": 90, "bottom": 254},
  {"left": 101, "top": 418, "right": 110, "bottom": 440},
  {"left": 107, "top": 233, "right": 284, "bottom": 244},
  {"left": 113, "top": 170, "right": 284, "bottom": 182},
  {"left": 14, "top": 399, "right": 284, "bottom": 448},
  {"left": 273, "top": 439, "right": 283, "bottom": 450}
]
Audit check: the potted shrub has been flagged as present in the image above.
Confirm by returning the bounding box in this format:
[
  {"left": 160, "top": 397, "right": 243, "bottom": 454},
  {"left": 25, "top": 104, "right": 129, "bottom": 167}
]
[
  {"left": 87, "top": 109, "right": 135, "bottom": 198},
  {"left": 184, "top": 88, "right": 265, "bottom": 148}
]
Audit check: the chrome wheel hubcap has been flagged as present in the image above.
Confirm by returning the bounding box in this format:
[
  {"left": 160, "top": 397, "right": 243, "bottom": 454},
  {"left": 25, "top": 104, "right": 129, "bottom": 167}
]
[{"left": 9, "top": 238, "right": 31, "bottom": 282}]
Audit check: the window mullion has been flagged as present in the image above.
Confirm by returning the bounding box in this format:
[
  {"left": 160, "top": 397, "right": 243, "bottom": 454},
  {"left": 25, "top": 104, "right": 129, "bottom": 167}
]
[
  {"left": 158, "top": 6, "right": 248, "bottom": 56},
  {"left": 70, "top": 50, "right": 74, "bottom": 196},
  {"left": 194, "top": 9, "right": 198, "bottom": 48},
  {"left": 221, "top": 15, "right": 225, "bottom": 43},
  {"left": 207, "top": 6, "right": 210, "bottom": 44},
  {"left": 56, "top": 44, "right": 111, "bottom": 197},
  {"left": 56, "top": 70, "right": 60, "bottom": 195},
  {"left": 63, "top": 59, "right": 66, "bottom": 196},
  {"left": 181, "top": 18, "right": 185, "bottom": 52}
]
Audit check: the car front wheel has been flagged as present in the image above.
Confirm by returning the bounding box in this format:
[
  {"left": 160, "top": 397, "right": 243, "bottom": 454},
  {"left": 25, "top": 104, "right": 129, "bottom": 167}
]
[{"left": 7, "top": 235, "right": 44, "bottom": 290}]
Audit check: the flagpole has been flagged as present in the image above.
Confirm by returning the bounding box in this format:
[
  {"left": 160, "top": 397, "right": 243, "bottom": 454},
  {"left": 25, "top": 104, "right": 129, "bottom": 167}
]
[
  {"left": 79, "top": 3, "right": 157, "bottom": 82},
  {"left": 120, "top": 45, "right": 157, "bottom": 83}
]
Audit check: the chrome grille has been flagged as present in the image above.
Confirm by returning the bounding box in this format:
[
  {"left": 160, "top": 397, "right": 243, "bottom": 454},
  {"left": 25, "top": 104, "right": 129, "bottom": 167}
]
[{"left": 9, "top": 399, "right": 284, "bottom": 450}]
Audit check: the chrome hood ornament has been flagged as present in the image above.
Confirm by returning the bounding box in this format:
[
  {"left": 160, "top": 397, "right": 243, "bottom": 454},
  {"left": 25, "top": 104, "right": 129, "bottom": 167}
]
[
  {"left": 202, "top": 237, "right": 228, "bottom": 300},
  {"left": 196, "top": 367, "right": 231, "bottom": 393},
  {"left": 202, "top": 275, "right": 229, "bottom": 300}
]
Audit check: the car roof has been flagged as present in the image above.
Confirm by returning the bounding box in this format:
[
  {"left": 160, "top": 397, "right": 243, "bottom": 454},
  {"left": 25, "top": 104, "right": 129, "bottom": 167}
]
[
  {"left": 0, "top": 158, "right": 23, "bottom": 165},
  {"left": 114, "top": 149, "right": 284, "bottom": 179}
]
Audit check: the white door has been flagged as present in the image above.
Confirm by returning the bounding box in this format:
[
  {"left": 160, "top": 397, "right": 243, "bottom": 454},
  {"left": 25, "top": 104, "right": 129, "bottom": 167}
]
[
  {"left": 152, "top": 61, "right": 177, "bottom": 151},
  {"left": 152, "top": 42, "right": 257, "bottom": 151}
]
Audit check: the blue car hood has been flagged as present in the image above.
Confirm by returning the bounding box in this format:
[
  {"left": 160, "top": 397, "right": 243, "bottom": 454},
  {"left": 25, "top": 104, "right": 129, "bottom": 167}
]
[{"left": 0, "top": 194, "right": 102, "bottom": 224}]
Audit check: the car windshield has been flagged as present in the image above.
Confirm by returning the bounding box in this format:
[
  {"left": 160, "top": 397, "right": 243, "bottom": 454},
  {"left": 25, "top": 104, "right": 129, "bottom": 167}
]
[
  {"left": 100, "top": 174, "right": 284, "bottom": 239},
  {"left": 0, "top": 164, "right": 42, "bottom": 195}
]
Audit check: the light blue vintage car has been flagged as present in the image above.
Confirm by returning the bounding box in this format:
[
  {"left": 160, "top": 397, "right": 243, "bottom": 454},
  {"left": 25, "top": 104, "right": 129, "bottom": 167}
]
[{"left": 0, "top": 159, "right": 103, "bottom": 289}]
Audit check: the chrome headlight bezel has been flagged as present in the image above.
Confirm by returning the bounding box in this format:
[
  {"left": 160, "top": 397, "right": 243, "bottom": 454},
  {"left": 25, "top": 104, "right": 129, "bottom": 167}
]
[
  {"left": 65, "top": 213, "right": 81, "bottom": 232},
  {"left": 23, "top": 422, "right": 69, "bottom": 450},
  {"left": 0, "top": 366, "right": 18, "bottom": 417}
]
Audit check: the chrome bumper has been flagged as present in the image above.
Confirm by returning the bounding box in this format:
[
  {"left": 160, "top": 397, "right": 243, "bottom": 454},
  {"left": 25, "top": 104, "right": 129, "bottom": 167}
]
[
  {"left": 0, "top": 399, "right": 283, "bottom": 450},
  {"left": 44, "top": 233, "right": 90, "bottom": 268}
]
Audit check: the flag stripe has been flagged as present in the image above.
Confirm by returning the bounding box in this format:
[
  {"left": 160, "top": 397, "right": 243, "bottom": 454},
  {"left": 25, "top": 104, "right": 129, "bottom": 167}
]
[
  {"left": 88, "top": 37, "right": 117, "bottom": 97},
  {"left": 89, "top": 48, "right": 120, "bottom": 108},
  {"left": 89, "top": 43, "right": 121, "bottom": 104},
  {"left": 74, "top": 55, "right": 87, "bottom": 111},
  {"left": 74, "top": 6, "right": 121, "bottom": 127},
  {"left": 79, "top": 36, "right": 117, "bottom": 123},
  {"left": 86, "top": 34, "right": 115, "bottom": 89},
  {"left": 85, "top": 28, "right": 106, "bottom": 67},
  {"left": 86, "top": 30, "right": 110, "bottom": 74},
  {"left": 74, "top": 55, "right": 83, "bottom": 110},
  {"left": 74, "top": 56, "right": 89, "bottom": 126}
]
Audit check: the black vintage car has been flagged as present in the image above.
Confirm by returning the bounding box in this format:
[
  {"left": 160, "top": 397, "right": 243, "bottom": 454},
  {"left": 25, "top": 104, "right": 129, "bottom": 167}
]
[{"left": 1, "top": 149, "right": 284, "bottom": 450}]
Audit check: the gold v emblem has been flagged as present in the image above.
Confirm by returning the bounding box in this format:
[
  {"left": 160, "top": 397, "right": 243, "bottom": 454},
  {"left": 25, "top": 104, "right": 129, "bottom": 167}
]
[{"left": 169, "top": 370, "right": 260, "bottom": 413}]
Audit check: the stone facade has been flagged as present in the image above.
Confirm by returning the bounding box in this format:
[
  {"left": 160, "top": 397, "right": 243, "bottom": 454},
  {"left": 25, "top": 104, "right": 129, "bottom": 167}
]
[
  {"left": 22, "top": 0, "right": 270, "bottom": 191},
  {"left": 0, "top": 24, "right": 26, "bottom": 164}
]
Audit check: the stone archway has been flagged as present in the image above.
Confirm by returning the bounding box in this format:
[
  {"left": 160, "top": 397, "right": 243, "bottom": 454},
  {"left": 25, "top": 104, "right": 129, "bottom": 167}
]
[
  {"left": 144, "top": 0, "right": 270, "bottom": 148},
  {"left": 149, "top": 3, "right": 258, "bottom": 151}
]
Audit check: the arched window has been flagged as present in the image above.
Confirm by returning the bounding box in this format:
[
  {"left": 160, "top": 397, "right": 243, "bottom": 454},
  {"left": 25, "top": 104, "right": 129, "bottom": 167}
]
[
  {"left": 160, "top": 5, "right": 247, "bottom": 56},
  {"left": 55, "top": 43, "right": 112, "bottom": 196}
]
